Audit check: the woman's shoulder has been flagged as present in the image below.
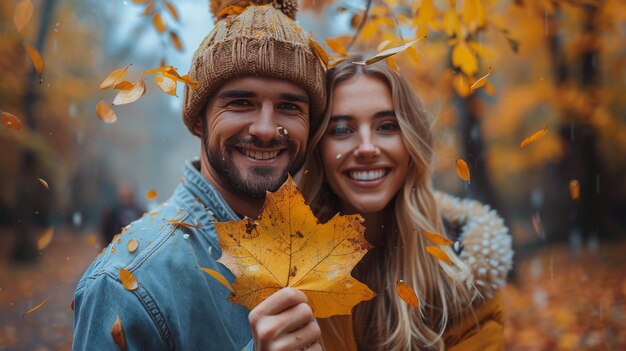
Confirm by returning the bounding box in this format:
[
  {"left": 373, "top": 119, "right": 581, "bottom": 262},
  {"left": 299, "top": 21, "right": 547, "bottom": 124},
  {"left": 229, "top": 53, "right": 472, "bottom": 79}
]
[{"left": 435, "top": 191, "right": 514, "bottom": 298}]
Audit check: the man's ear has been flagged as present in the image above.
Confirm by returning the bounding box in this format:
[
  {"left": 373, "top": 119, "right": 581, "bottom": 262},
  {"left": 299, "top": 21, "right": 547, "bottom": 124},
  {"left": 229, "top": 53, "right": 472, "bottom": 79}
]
[{"left": 193, "top": 118, "right": 203, "bottom": 137}]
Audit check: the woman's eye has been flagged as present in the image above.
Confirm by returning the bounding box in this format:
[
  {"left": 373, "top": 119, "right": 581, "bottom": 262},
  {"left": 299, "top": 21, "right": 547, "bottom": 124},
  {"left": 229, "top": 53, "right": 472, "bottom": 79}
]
[
  {"left": 329, "top": 124, "right": 352, "bottom": 136},
  {"left": 378, "top": 122, "right": 399, "bottom": 132}
]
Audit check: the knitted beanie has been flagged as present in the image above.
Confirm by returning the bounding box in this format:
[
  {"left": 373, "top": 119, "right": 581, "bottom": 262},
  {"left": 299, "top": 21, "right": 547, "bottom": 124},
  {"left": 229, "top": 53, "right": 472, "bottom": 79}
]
[{"left": 183, "top": 0, "right": 326, "bottom": 137}]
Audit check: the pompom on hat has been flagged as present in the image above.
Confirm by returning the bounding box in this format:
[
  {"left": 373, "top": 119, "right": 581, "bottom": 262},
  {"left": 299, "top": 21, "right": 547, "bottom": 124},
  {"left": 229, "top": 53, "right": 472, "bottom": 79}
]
[{"left": 183, "top": 0, "right": 326, "bottom": 137}]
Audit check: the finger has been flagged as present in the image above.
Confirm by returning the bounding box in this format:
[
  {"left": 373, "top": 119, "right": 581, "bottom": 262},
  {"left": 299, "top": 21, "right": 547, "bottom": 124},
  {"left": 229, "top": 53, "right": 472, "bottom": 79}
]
[
  {"left": 272, "top": 319, "right": 320, "bottom": 351},
  {"left": 250, "top": 288, "right": 307, "bottom": 321},
  {"left": 253, "top": 302, "right": 314, "bottom": 344}
]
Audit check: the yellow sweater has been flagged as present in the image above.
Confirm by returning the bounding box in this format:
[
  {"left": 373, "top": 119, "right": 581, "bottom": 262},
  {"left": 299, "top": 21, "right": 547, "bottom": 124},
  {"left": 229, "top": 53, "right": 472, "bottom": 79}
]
[{"left": 318, "top": 291, "right": 505, "bottom": 350}]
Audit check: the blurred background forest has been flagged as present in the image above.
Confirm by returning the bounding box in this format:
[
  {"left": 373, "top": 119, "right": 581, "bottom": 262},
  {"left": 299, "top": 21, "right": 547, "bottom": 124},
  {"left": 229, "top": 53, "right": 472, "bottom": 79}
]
[{"left": 1, "top": 0, "right": 625, "bottom": 350}]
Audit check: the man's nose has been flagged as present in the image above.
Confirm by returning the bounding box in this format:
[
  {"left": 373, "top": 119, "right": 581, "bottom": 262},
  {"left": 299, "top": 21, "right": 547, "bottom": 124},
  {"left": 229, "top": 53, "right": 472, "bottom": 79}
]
[{"left": 248, "top": 103, "right": 280, "bottom": 141}]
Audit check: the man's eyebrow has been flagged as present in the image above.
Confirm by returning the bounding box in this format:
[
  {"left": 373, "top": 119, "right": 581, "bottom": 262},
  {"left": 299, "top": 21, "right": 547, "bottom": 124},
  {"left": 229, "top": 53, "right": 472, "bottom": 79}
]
[
  {"left": 280, "top": 93, "right": 309, "bottom": 103},
  {"left": 217, "top": 90, "right": 257, "bottom": 99}
]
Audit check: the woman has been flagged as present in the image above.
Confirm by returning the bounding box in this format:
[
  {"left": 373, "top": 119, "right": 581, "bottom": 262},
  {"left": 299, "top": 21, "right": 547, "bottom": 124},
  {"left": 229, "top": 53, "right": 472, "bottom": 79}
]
[{"left": 300, "top": 60, "right": 513, "bottom": 350}]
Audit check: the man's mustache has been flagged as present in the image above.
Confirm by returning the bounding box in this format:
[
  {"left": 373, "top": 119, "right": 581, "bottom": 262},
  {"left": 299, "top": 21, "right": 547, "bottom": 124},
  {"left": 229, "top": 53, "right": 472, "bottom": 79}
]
[{"left": 225, "top": 136, "right": 293, "bottom": 150}]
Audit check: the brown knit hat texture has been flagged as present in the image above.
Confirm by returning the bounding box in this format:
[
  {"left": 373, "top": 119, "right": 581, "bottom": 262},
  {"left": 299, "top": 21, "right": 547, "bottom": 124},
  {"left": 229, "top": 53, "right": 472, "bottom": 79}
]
[{"left": 183, "top": 0, "right": 326, "bottom": 137}]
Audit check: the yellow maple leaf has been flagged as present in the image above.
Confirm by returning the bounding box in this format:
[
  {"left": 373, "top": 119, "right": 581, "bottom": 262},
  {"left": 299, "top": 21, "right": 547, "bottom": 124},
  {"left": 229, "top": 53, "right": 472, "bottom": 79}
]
[{"left": 214, "top": 177, "right": 376, "bottom": 318}]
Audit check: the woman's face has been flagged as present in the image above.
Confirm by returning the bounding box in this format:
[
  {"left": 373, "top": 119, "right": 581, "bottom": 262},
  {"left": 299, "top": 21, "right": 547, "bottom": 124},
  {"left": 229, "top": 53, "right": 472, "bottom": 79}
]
[{"left": 320, "top": 74, "right": 410, "bottom": 215}]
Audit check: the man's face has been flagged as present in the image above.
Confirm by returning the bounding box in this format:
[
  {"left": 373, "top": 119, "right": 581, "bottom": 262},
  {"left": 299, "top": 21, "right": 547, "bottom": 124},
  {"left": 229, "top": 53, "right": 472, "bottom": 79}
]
[{"left": 201, "top": 76, "right": 310, "bottom": 198}]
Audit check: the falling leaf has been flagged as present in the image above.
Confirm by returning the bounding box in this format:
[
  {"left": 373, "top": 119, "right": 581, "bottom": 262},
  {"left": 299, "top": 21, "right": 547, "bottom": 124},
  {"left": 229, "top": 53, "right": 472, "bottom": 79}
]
[
  {"left": 37, "top": 177, "right": 49, "bottom": 190},
  {"left": 23, "top": 43, "right": 44, "bottom": 77},
  {"left": 119, "top": 268, "right": 138, "bottom": 291},
  {"left": 325, "top": 38, "right": 348, "bottom": 56},
  {"left": 164, "top": 218, "right": 201, "bottom": 229},
  {"left": 452, "top": 42, "right": 478, "bottom": 76},
  {"left": 22, "top": 297, "right": 49, "bottom": 317},
  {"left": 155, "top": 75, "right": 177, "bottom": 96},
  {"left": 126, "top": 239, "right": 138, "bottom": 253},
  {"left": 99, "top": 65, "right": 131, "bottom": 89},
  {"left": 111, "top": 315, "right": 127, "bottom": 351},
  {"left": 217, "top": 6, "right": 245, "bottom": 19},
  {"left": 13, "top": 0, "right": 33, "bottom": 32},
  {"left": 214, "top": 176, "right": 376, "bottom": 318},
  {"left": 309, "top": 38, "right": 329, "bottom": 67},
  {"left": 152, "top": 13, "right": 166, "bottom": 33},
  {"left": 520, "top": 128, "right": 548, "bottom": 149},
  {"left": 37, "top": 227, "right": 54, "bottom": 250},
  {"left": 165, "top": 1, "right": 179, "bottom": 21},
  {"left": 456, "top": 159, "right": 470, "bottom": 183},
  {"left": 1, "top": 112, "right": 22, "bottom": 130},
  {"left": 198, "top": 267, "right": 234, "bottom": 291},
  {"left": 471, "top": 67, "right": 492, "bottom": 91},
  {"left": 569, "top": 179, "right": 580, "bottom": 200},
  {"left": 112, "top": 78, "right": 146, "bottom": 105},
  {"left": 145, "top": 189, "right": 159, "bottom": 200},
  {"left": 96, "top": 99, "right": 117, "bottom": 124},
  {"left": 113, "top": 81, "right": 134, "bottom": 90},
  {"left": 86, "top": 234, "right": 98, "bottom": 247},
  {"left": 143, "top": 1, "right": 155, "bottom": 15},
  {"left": 352, "top": 38, "right": 425, "bottom": 65},
  {"left": 376, "top": 40, "right": 391, "bottom": 52},
  {"left": 422, "top": 230, "right": 453, "bottom": 246},
  {"left": 426, "top": 245, "right": 452, "bottom": 265},
  {"left": 396, "top": 280, "right": 419, "bottom": 309},
  {"left": 169, "top": 32, "right": 183, "bottom": 51}
]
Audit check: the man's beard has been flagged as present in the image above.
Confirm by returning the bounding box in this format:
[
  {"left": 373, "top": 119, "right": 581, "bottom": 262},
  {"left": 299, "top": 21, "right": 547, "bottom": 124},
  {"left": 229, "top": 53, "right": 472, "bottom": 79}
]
[{"left": 205, "top": 136, "right": 305, "bottom": 198}]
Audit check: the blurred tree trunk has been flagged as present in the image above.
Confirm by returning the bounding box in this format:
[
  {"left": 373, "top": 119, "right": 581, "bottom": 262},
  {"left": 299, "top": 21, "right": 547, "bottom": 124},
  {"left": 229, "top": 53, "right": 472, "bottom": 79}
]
[{"left": 12, "top": 0, "right": 58, "bottom": 262}]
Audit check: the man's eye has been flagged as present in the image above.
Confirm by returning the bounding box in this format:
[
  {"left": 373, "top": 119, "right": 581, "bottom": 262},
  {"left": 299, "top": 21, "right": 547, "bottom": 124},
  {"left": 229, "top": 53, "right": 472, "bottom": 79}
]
[
  {"left": 228, "top": 99, "right": 251, "bottom": 107},
  {"left": 278, "top": 103, "right": 300, "bottom": 111},
  {"left": 378, "top": 122, "right": 399, "bottom": 132},
  {"left": 329, "top": 124, "right": 351, "bottom": 136}
]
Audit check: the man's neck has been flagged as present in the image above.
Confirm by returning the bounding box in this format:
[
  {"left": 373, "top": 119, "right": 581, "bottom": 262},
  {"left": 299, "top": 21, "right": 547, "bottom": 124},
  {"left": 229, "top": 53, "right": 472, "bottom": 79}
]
[{"left": 199, "top": 158, "right": 264, "bottom": 219}]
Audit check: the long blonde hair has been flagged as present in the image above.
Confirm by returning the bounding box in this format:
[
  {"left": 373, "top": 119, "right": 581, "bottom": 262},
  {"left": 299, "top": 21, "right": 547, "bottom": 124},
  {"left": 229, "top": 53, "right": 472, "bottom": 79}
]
[{"left": 301, "top": 61, "right": 476, "bottom": 350}]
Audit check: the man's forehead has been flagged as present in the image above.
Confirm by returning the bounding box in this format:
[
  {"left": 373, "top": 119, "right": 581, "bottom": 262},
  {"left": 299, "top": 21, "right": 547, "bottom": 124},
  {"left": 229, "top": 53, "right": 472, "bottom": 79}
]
[{"left": 215, "top": 76, "right": 308, "bottom": 96}]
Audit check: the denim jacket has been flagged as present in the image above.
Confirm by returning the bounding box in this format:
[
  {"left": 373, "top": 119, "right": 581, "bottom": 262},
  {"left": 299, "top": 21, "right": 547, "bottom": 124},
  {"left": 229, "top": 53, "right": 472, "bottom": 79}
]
[{"left": 72, "top": 160, "right": 254, "bottom": 350}]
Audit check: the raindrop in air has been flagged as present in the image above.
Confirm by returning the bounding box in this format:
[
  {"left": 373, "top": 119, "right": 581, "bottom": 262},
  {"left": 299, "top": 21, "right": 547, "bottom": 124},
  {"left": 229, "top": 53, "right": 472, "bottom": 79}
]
[{"left": 335, "top": 153, "right": 342, "bottom": 159}]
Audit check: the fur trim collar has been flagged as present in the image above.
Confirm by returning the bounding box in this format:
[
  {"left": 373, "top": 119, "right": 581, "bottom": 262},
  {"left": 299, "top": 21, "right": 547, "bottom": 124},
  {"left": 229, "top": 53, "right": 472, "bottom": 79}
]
[{"left": 435, "top": 191, "right": 514, "bottom": 298}]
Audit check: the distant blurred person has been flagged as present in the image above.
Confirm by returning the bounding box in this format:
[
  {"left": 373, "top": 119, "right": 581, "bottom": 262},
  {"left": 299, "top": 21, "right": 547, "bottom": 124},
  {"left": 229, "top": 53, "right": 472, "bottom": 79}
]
[{"left": 99, "top": 182, "right": 144, "bottom": 245}]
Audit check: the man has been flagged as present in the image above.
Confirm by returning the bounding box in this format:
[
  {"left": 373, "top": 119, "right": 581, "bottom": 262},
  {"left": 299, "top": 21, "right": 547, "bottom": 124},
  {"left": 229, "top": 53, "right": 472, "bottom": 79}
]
[{"left": 72, "top": 2, "right": 325, "bottom": 350}]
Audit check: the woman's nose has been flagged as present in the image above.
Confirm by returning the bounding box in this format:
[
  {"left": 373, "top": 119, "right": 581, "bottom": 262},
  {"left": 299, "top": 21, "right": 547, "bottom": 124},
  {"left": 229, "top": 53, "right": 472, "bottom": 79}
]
[{"left": 353, "top": 133, "right": 380, "bottom": 158}]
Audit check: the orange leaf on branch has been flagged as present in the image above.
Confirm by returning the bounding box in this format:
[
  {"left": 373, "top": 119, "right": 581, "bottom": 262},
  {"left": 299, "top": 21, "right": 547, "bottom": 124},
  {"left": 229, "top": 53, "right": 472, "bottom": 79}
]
[
  {"left": 152, "top": 13, "right": 166, "bottom": 33},
  {"left": 169, "top": 32, "right": 184, "bottom": 51},
  {"left": 309, "top": 38, "right": 329, "bottom": 68},
  {"left": 325, "top": 38, "right": 348, "bottom": 56},
  {"left": 471, "top": 67, "right": 493, "bottom": 91},
  {"left": 214, "top": 177, "right": 376, "bottom": 318},
  {"left": 165, "top": 1, "right": 179, "bottom": 21}
]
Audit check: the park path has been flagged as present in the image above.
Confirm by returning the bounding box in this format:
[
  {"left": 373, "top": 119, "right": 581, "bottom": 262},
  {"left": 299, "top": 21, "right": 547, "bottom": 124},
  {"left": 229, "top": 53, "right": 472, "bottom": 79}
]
[{"left": 1, "top": 230, "right": 625, "bottom": 350}]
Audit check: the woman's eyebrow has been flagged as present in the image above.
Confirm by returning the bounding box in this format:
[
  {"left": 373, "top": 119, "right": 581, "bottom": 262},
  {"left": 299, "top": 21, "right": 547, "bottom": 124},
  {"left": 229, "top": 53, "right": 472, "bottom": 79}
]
[
  {"left": 373, "top": 110, "right": 396, "bottom": 118},
  {"left": 329, "top": 115, "right": 352, "bottom": 122}
]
